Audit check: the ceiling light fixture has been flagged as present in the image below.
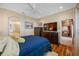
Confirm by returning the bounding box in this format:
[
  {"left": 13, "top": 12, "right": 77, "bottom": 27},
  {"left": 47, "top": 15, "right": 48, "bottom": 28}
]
[{"left": 59, "top": 6, "right": 63, "bottom": 9}]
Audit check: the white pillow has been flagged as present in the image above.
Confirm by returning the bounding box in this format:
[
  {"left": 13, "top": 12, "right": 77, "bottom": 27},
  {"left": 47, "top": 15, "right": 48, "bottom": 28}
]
[
  {"left": 17, "top": 38, "right": 25, "bottom": 43},
  {"left": 9, "top": 32, "right": 25, "bottom": 43}
]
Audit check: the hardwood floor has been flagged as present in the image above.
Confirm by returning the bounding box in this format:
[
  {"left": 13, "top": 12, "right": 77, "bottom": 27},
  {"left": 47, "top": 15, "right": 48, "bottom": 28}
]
[{"left": 51, "top": 44, "right": 74, "bottom": 56}]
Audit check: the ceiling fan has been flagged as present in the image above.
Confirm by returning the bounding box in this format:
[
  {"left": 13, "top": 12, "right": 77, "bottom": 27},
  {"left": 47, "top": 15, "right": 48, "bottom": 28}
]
[{"left": 23, "top": 3, "right": 40, "bottom": 14}]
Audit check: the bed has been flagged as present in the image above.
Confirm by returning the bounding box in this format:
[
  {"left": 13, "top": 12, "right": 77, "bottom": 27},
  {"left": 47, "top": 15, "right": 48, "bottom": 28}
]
[{"left": 19, "top": 35, "right": 51, "bottom": 56}]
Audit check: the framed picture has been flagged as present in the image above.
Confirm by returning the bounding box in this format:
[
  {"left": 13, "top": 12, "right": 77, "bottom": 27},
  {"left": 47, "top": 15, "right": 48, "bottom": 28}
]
[
  {"left": 62, "top": 19, "right": 73, "bottom": 37},
  {"left": 25, "top": 22, "right": 33, "bottom": 29},
  {"left": 43, "top": 22, "right": 57, "bottom": 31},
  {"left": 38, "top": 22, "right": 42, "bottom": 27}
]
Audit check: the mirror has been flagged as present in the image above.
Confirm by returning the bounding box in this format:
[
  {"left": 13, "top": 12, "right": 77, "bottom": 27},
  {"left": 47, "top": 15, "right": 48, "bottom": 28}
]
[{"left": 62, "top": 19, "right": 73, "bottom": 37}]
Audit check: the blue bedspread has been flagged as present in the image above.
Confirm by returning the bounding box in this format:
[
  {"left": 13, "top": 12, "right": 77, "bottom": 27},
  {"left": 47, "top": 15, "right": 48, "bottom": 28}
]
[{"left": 19, "top": 35, "right": 51, "bottom": 56}]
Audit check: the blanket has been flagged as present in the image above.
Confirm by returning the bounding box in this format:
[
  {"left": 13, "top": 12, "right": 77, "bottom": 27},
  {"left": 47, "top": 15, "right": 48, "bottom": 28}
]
[{"left": 0, "top": 36, "right": 19, "bottom": 56}]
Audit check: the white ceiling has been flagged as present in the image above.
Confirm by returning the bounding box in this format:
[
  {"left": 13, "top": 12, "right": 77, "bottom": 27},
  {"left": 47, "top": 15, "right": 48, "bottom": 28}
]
[{"left": 0, "top": 3, "right": 76, "bottom": 19}]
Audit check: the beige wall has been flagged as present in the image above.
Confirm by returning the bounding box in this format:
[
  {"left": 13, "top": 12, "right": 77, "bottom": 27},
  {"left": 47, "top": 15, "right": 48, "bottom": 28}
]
[
  {"left": 0, "top": 8, "right": 21, "bottom": 36},
  {"left": 0, "top": 8, "right": 38, "bottom": 36},
  {"left": 39, "top": 8, "right": 75, "bottom": 46}
]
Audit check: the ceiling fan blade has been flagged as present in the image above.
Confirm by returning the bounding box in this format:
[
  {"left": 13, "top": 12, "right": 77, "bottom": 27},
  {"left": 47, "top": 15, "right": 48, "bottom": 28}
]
[
  {"left": 27, "top": 3, "right": 35, "bottom": 10},
  {"left": 23, "top": 3, "right": 40, "bottom": 15}
]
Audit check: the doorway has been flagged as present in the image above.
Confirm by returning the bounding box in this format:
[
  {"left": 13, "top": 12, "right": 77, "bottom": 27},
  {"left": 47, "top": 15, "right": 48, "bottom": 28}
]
[{"left": 8, "top": 17, "right": 20, "bottom": 36}]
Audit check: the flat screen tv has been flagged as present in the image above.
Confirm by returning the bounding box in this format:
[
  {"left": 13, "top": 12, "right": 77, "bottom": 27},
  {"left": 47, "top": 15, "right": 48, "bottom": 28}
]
[{"left": 43, "top": 22, "right": 57, "bottom": 31}]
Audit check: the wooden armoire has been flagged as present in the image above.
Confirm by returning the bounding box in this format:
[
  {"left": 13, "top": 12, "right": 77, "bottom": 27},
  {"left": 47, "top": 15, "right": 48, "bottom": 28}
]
[{"left": 34, "top": 27, "right": 59, "bottom": 44}]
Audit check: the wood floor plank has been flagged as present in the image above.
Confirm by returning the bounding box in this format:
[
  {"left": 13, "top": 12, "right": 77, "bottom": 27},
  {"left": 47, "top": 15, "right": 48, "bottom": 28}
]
[{"left": 51, "top": 44, "right": 74, "bottom": 56}]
